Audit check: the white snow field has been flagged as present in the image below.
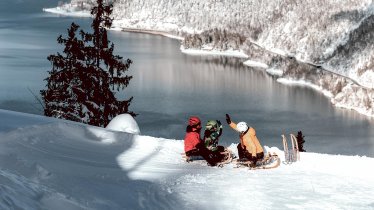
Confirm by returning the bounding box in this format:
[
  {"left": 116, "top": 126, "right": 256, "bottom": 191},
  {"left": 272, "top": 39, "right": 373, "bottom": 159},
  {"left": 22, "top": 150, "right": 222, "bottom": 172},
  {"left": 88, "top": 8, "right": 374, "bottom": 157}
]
[{"left": 1, "top": 109, "right": 374, "bottom": 210}]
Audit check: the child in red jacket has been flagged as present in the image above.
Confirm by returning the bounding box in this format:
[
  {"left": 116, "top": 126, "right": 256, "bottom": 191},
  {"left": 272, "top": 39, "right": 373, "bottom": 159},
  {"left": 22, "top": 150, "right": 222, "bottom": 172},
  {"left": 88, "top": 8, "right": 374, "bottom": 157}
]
[{"left": 184, "top": 116, "right": 203, "bottom": 157}]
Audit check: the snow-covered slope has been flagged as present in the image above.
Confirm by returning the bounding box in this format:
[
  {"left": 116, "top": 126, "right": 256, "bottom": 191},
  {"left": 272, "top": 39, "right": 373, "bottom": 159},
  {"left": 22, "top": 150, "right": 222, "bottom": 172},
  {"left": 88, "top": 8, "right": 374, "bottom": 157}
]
[
  {"left": 105, "top": 113, "right": 140, "bottom": 135},
  {"left": 43, "top": 0, "right": 374, "bottom": 118},
  {"left": 1, "top": 109, "right": 374, "bottom": 210}
]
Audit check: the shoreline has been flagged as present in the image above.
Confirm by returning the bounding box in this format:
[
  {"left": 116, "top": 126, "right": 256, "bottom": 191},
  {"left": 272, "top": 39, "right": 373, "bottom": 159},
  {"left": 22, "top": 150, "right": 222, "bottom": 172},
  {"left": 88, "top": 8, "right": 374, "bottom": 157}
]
[
  {"left": 125, "top": 28, "right": 374, "bottom": 118},
  {"left": 42, "top": 7, "right": 374, "bottom": 119},
  {"left": 115, "top": 27, "right": 184, "bottom": 41},
  {"left": 42, "top": 7, "right": 91, "bottom": 17}
]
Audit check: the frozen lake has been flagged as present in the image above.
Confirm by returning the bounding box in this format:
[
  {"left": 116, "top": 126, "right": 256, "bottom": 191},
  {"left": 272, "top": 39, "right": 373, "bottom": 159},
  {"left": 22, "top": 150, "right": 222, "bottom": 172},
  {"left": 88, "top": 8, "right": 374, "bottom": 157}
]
[{"left": 0, "top": 0, "right": 374, "bottom": 156}]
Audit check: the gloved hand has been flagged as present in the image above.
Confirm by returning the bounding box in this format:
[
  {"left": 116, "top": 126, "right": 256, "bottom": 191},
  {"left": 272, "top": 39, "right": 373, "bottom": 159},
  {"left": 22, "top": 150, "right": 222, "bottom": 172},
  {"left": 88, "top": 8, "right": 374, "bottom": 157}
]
[
  {"left": 204, "top": 130, "right": 211, "bottom": 138},
  {"left": 225, "top": 114, "right": 231, "bottom": 124}
]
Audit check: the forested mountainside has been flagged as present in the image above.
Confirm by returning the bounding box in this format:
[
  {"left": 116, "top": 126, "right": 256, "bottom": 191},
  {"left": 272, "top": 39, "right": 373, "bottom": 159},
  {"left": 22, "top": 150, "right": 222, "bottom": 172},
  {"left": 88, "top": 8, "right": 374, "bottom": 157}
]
[
  {"left": 66, "top": 0, "right": 374, "bottom": 116},
  {"left": 111, "top": 0, "right": 373, "bottom": 85}
]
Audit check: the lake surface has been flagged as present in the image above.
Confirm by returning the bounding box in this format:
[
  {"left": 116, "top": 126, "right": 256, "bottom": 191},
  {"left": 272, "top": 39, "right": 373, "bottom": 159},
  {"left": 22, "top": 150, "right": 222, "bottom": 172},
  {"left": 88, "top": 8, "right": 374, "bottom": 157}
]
[{"left": 1, "top": 0, "right": 374, "bottom": 157}]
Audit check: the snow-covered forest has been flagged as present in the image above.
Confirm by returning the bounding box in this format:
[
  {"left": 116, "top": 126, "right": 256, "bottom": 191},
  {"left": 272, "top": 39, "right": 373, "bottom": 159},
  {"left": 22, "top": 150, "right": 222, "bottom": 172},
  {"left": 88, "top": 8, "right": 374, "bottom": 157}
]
[{"left": 52, "top": 0, "right": 374, "bottom": 117}]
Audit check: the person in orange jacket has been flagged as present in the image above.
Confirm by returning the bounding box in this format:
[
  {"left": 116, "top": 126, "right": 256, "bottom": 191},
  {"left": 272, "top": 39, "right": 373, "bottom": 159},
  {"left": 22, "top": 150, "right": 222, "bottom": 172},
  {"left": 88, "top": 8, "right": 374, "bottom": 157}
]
[{"left": 225, "top": 114, "right": 264, "bottom": 166}]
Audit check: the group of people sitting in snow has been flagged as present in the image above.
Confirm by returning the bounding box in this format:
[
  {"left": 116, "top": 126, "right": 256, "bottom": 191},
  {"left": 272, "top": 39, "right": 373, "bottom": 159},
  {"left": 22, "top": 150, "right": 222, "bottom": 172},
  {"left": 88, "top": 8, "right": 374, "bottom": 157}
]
[{"left": 184, "top": 114, "right": 264, "bottom": 167}]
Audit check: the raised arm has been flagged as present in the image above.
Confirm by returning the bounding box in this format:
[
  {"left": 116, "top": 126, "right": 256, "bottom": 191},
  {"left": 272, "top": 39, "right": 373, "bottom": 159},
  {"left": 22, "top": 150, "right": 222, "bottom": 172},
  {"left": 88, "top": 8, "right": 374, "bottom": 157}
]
[{"left": 226, "top": 114, "right": 239, "bottom": 132}]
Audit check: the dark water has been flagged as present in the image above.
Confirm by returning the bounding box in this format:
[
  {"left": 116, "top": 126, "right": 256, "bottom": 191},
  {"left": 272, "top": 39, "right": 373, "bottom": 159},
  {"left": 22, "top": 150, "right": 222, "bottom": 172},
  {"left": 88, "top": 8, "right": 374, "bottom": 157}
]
[{"left": 1, "top": 0, "right": 374, "bottom": 157}]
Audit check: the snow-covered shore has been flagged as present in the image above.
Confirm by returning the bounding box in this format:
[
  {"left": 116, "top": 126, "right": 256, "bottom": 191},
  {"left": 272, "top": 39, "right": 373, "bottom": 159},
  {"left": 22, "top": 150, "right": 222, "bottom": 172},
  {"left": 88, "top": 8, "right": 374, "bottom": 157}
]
[
  {"left": 107, "top": 27, "right": 183, "bottom": 41},
  {"left": 1, "top": 109, "right": 374, "bottom": 210},
  {"left": 42, "top": 3, "right": 91, "bottom": 17},
  {"left": 42, "top": 1, "right": 374, "bottom": 118},
  {"left": 180, "top": 46, "right": 248, "bottom": 58}
]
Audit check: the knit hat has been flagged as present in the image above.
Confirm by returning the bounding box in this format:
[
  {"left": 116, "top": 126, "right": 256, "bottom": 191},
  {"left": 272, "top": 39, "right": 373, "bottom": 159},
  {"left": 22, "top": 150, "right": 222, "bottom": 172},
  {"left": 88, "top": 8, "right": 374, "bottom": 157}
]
[{"left": 188, "top": 116, "right": 201, "bottom": 126}]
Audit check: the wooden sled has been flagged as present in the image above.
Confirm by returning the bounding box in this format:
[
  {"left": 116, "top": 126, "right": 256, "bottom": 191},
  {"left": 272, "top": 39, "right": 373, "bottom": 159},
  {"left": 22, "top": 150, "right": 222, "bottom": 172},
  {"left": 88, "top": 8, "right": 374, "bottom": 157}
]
[
  {"left": 234, "top": 152, "right": 281, "bottom": 170},
  {"left": 182, "top": 148, "right": 233, "bottom": 166}
]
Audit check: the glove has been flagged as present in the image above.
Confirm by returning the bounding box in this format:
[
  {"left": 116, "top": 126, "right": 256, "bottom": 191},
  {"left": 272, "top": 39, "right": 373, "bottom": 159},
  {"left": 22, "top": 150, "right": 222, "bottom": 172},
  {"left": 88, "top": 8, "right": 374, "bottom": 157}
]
[
  {"left": 204, "top": 130, "right": 211, "bottom": 138},
  {"left": 225, "top": 114, "right": 231, "bottom": 124}
]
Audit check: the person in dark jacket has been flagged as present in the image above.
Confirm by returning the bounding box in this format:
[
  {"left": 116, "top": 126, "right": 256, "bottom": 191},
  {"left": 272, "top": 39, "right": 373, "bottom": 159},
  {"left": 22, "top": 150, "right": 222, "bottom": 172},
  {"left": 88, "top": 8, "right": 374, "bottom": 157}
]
[{"left": 203, "top": 120, "right": 224, "bottom": 152}]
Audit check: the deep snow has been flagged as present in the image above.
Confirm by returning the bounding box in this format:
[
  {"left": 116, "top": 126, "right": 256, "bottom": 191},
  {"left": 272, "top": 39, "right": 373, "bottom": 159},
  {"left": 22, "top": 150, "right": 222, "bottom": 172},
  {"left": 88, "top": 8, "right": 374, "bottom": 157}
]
[
  {"left": 1, "top": 109, "right": 374, "bottom": 210},
  {"left": 105, "top": 114, "right": 140, "bottom": 135}
]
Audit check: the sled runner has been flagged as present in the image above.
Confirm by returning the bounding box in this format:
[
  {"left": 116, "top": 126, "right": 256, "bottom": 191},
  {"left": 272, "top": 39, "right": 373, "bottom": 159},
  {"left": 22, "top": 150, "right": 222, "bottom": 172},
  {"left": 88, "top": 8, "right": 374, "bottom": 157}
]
[
  {"left": 282, "top": 134, "right": 300, "bottom": 164},
  {"left": 182, "top": 148, "right": 233, "bottom": 167},
  {"left": 215, "top": 148, "right": 233, "bottom": 165},
  {"left": 234, "top": 152, "right": 280, "bottom": 170}
]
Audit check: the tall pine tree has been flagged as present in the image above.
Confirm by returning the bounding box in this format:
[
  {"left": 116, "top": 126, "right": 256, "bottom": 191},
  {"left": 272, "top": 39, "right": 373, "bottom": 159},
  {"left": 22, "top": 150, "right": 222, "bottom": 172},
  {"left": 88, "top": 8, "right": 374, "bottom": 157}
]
[{"left": 41, "top": 0, "right": 134, "bottom": 127}]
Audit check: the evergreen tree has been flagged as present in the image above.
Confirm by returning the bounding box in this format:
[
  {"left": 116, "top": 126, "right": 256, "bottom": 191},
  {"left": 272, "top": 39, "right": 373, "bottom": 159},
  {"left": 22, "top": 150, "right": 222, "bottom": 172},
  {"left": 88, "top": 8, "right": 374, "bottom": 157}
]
[
  {"left": 296, "top": 131, "right": 306, "bottom": 152},
  {"left": 41, "top": 0, "right": 134, "bottom": 127}
]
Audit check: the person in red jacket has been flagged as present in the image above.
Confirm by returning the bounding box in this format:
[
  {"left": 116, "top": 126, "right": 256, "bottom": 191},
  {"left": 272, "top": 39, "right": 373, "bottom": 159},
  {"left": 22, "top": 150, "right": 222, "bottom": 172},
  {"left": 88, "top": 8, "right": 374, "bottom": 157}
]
[
  {"left": 184, "top": 116, "right": 223, "bottom": 166},
  {"left": 184, "top": 116, "right": 203, "bottom": 156}
]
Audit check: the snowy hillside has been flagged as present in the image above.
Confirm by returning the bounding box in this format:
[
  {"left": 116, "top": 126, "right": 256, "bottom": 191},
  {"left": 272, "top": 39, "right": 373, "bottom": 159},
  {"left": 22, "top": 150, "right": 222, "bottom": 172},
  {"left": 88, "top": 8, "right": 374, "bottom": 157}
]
[
  {"left": 43, "top": 0, "right": 374, "bottom": 118},
  {"left": 110, "top": 0, "right": 374, "bottom": 84},
  {"left": 1, "top": 109, "right": 374, "bottom": 210}
]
